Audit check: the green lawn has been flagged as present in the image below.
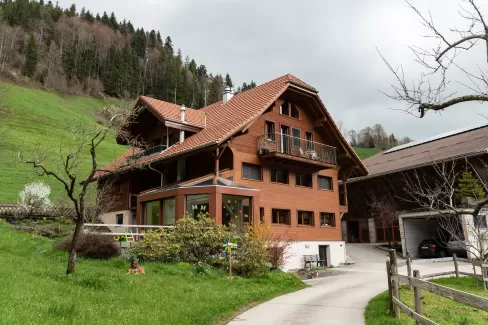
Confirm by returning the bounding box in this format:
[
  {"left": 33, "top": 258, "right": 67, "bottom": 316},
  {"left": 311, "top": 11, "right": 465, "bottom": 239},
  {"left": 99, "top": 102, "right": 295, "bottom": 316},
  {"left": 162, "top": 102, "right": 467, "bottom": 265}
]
[
  {"left": 0, "top": 83, "right": 127, "bottom": 203},
  {"left": 365, "top": 277, "right": 488, "bottom": 325},
  {"left": 0, "top": 220, "right": 306, "bottom": 325},
  {"left": 353, "top": 147, "right": 382, "bottom": 159}
]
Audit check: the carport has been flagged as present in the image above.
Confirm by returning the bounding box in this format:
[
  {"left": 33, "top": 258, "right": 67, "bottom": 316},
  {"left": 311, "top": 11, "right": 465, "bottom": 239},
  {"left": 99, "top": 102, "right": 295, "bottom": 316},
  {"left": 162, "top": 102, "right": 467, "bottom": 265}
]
[{"left": 399, "top": 211, "right": 454, "bottom": 258}]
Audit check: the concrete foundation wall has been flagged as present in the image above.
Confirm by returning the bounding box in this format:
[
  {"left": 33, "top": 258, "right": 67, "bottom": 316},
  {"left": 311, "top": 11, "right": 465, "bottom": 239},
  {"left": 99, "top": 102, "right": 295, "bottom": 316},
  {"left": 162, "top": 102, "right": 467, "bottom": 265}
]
[{"left": 285, "top": 240, "right": 346, "bottom": 271}]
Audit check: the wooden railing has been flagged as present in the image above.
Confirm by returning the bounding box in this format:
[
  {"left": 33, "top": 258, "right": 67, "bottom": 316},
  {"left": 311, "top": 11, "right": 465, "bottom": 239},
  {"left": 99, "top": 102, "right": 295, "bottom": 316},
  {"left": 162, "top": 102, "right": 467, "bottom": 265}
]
[{"left": 386, "top": 250, "right": 488, "bottom": 324}]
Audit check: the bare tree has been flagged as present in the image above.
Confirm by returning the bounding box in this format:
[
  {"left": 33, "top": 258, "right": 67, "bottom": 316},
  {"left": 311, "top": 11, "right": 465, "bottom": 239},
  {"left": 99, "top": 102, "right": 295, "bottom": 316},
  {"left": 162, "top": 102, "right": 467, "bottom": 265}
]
[
  {"left": 381, "top": 0, "right": 488, "bottom": 117},
  {"left": 402, "top": 160, "right": 488, "bottom": 262},
  {"left": 17, "top": 103, "right": 142, "bottom": 274},
  {"left": 368, "top": 193, "right": 399, "bottom": 248}
]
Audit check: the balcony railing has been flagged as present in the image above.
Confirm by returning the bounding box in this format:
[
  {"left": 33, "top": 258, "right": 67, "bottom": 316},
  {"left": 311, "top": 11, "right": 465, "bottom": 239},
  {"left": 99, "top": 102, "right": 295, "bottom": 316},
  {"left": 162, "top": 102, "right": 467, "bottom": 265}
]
[{"left": 257, "top": 132, "right": 337, "bottom": 165}]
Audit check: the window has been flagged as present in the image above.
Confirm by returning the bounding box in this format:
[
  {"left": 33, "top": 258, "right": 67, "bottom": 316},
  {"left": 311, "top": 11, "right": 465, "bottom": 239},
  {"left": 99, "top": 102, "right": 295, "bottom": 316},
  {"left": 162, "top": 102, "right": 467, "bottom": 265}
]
[
  {"left": 270, "top": 169, "right": 289, "bottom": 184},
  {"left": 186, "top": 194, "right": 209, "bottom": 218},
  {"left": 265, "top": 121, "right": 275, "bottom": 141},
  {"left": 296, "top": 173, "right": 313, "bottom": 187},
  {"left": 298, "top": 210, "right": 314, "bottom": 226},
  {"left": 280, "top": 101, "right": 289, "bottom": 116},
  {"left": 242, "top": 163, "right": 262, "bottom": 181},
  {"left": 318, "top": 176, "right": 333, "bottom": 190},
  {"left": 272, "top": 209, "right": 291, "bottom": 225},
  {"left": 292, "top": 128, "right": 300, "bottom": 147},
  {"left": 260, "top": 207, "right": 265, "bottom": 223},
  {"left": 116, "top": 214, "right": 124, "bottom": 225},
  {"left": 474, "top": 215, "right": 488, "bottom": 228},
  {"left": 162, "top": 197, "right": 176, "bottom": 225},
  {"left": 222, "top": 195, "right": 251, "bottom": 227},
  {"left": 291, "top": 104, "right": 299, "bottom": 119},
  {"left": 144, "top": 201, "right": 160, "bottom": 225},
  {"left": 306, "top": 132, "right": 314, "bottom": 150},
  {"left": 320, "top": 212, "right": 336, "bottom": 227}
]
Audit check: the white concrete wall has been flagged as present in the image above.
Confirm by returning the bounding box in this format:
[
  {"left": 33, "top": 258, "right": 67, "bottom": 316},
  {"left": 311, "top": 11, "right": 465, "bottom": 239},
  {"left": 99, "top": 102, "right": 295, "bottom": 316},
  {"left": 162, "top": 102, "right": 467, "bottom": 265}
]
[
  {"left": 284, "top": 240, "right": 346, "bottom": 271},
  {"left": 99, "top": 210, "right": 133, "bottom": 233}
]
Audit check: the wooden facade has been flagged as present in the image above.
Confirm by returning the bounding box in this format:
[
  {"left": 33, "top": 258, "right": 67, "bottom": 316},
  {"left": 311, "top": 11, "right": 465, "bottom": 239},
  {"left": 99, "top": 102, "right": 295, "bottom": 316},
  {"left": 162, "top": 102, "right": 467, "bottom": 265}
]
[{"left": 100, "top": 83, "right": 364, "bottom": 243}]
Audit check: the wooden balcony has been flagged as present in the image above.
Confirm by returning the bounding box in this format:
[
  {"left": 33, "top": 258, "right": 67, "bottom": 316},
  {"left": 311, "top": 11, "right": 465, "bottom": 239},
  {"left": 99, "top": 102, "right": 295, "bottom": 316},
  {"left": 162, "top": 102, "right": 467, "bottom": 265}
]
[{"left": 257, "top": 133, "right": 337, "bottom": 170}]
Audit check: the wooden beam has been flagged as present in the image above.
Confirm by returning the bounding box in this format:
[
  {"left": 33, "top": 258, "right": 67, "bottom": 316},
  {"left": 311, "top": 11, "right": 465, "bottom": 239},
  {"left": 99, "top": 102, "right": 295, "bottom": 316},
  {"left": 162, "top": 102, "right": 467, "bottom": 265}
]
[{"left": 313, "top": 117, "right": 327, "bottom": 128}]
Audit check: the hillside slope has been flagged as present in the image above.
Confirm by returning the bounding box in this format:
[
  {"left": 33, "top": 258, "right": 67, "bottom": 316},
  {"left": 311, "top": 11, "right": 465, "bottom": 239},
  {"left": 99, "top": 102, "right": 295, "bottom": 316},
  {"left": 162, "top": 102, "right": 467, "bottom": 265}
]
[
  {"left": 353, "top": 147, "right": 382, "bottom": 159},
  {"left": 0, "top": 83, "right": 127, "bottom": 203}
]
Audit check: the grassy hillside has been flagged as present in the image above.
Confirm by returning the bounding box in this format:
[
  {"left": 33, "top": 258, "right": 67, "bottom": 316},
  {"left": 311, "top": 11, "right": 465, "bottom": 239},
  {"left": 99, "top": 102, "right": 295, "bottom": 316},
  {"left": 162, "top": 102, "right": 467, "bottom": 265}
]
[
  {"left": 353, "top": 147, "right": 382, "bottom": 159},
  {"left": 0, "top": 83, "right": 127, "bottom": 203}
]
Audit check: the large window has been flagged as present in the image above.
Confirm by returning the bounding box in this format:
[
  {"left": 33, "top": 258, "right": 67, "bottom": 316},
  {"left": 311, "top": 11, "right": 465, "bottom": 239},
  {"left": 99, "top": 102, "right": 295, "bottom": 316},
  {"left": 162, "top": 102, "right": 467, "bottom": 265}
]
[
  {"left": 144, "top": 201, "right": 159, "bottom": 225},
  {"left": 270, "top": 169, "right": 289, "bottom": 184},
  {"left": 306, "top": 132, "right": 314, "bottom": 150},
  {"left": 265, "top": 121, "right": 275, "bottom": 141},
  {"left": 291, "top": 104, "right": 299, "bottom": 119},
  {"left": 296, "top": 173, "right": 313, "bottom": 187},
  {"left": 298, "top": 210, "right": 314, "bottom": 226},
  {"left": 242, "top": 163, "right": 262, "bottom": 181},
  {"left": 318, "top": 176, "right": 333, "bottom": 190},
  {"left": 162, "top": 197, "right": 176, "bottom": 226},
  {"left": 272, "top": 209, "right": 291, "bottom": 225},
  {"left": 320, "top": 212, "right": 336, "bottom": 227},
  {"left": 375, "top": 218, "right": 401, "bottom": 242},
  {"left": 186, "top": 194, "right": 209, "bottom": 218},
  {"left": 222, "top": 195, "right": 251, "bottom": 230},
  {"left": 292, "top": 128, "right": 300, "bottom": 147}
]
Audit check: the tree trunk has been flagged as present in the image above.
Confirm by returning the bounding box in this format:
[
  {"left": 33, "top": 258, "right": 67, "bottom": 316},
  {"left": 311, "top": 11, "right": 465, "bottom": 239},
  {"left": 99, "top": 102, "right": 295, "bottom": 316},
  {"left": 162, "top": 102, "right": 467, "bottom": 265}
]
[{"left": 66, "top": 219, "right": 84, "bottom": 275}]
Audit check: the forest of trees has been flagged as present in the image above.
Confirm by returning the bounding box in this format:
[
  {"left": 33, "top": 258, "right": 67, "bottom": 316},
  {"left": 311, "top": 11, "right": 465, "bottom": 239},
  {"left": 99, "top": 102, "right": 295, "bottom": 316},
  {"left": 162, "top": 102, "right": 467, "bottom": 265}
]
[
  {"left": 0, "top": 0, "right": 256, "bottom": 107},
  {"left": 339, "top": 123, "right": 413, "bottom": 150}
]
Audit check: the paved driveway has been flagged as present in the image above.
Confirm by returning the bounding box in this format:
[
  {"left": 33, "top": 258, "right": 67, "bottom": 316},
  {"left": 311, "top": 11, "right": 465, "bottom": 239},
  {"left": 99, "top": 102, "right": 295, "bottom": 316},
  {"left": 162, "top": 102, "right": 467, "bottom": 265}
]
[{"left": 228, "top": 244, "right": 476, "bottom": 325}]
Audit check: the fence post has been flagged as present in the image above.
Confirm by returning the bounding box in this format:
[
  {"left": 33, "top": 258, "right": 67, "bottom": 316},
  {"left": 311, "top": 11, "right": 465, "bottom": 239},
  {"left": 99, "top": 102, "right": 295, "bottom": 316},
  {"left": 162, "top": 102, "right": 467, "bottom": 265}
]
[
  {"left": 413, "top": 270, "right": 422, "bottom": 325},
  {"left": 386, "top": 260, "right": 394, "bottom": 313},
  {"left": 389, "top": 249, "right": 400, "bottom": 317},
  {"left": 407, "top": 255, "right": 412, "bottom": 289},
  {"left": 453, "top": 253, "right": 459, "bottom": 278}
]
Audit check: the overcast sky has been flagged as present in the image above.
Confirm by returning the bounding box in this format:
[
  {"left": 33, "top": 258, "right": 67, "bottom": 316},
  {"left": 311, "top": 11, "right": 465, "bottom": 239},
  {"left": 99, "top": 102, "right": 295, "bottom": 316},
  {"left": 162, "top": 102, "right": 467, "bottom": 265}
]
[{"left": 58, "top": 0, "right": 488, "bottom": 141}]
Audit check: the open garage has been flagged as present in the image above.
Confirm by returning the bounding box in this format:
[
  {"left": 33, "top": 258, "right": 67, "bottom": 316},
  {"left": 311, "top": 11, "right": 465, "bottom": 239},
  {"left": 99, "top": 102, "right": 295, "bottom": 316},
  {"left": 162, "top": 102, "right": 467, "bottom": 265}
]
[{"left": 399, "top": 214, "right": 458, "bottom": 258}]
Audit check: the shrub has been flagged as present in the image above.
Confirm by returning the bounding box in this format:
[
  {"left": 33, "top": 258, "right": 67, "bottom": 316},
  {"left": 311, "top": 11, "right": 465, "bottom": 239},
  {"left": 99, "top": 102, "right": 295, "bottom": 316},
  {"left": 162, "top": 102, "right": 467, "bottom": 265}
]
[
  {"left": 232, "top": 234, "right": 269, "bottom": 277},
  {"left": 172, "top": 213, "right": 235, "bottom": 264},
  {"left": 57, "top": 233, "right": 120, "bottom": 259},
  {"left": 247, "top": 221, "right": 294, "bottom": 269},
  {"left": 130, "top": 228, "right": 180, "bottom": 261},
  {"left": 18, "top": 181, "right": 52, "bottom": 214}
]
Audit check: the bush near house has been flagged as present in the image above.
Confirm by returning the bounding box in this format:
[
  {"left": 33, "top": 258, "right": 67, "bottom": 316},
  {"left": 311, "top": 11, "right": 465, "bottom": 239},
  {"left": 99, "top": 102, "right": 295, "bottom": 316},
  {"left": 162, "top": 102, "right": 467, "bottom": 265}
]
[
  {"left": 0, "top": 220, "right": 305, "bottom": 325},
  {"left": 57, "top": 233, "right": 120, "bottom": 259}
]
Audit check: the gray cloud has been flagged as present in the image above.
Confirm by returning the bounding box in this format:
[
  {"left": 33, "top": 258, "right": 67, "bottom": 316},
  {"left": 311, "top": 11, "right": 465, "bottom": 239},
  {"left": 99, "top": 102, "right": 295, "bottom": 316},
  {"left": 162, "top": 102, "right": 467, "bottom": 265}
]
[{"left": 58, "top": 0, "right": 488, "bottom": 140}]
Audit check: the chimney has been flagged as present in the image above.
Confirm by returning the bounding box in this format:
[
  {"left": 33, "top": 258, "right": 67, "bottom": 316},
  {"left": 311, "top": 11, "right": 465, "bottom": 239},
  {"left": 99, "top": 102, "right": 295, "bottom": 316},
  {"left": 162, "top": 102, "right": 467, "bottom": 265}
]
[
  {"left": 222, "top": 86, "right": 234, "bottom": 104},
  {"left": 180, "top": 105, "right": 186, "bottom": 143},
  {"left": 180, "top": 104, "right": 186, "bottom": 122}
]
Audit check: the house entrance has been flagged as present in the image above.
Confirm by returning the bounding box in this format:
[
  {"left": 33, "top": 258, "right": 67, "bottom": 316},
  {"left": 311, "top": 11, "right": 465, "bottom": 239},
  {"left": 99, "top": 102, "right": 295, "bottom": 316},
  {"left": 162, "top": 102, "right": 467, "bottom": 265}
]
[
  {"left": 347, "top": 219, "right": 370, "bottom": 243},
  {"left": 318, "top": 245, "right": 329, "bottom": 267}
]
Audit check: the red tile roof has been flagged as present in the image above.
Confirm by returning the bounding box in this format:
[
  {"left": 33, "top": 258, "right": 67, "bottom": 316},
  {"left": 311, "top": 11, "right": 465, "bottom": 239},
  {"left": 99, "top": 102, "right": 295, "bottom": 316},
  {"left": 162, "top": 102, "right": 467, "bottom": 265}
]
[
  {"left": 98, "top": 74, "right": 366, "bottom": 176},
  {"left": 139, "top": 96, "right": 206, "bottom": 128}
]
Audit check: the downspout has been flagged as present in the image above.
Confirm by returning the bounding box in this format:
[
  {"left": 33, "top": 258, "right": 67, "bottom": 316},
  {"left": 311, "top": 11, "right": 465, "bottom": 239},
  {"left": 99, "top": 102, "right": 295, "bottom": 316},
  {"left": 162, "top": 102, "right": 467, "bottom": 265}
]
[{"left": 148, "top": 162, "right": 164, "bottom": 189}]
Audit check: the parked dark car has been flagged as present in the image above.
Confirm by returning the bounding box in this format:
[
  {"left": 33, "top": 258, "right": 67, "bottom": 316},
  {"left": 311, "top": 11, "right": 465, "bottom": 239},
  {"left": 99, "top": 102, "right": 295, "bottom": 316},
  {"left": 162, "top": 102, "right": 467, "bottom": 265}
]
[{"left": 418, "top": 238, "right": 467, "bottom": 258}]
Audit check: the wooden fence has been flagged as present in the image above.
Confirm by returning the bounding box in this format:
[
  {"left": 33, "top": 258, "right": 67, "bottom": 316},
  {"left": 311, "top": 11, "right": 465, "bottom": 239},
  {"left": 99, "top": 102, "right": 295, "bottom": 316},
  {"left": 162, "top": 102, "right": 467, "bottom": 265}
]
[{"left": 386, "top": 249, "right": 488, "bottom": 325}]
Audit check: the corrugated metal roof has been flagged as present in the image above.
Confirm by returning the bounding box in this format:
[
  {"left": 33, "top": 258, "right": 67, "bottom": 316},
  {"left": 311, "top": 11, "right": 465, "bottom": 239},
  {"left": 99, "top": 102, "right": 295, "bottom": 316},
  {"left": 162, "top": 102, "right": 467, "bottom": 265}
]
[{"left": 349, "top": 124, "right": 488, "bottom": 183}]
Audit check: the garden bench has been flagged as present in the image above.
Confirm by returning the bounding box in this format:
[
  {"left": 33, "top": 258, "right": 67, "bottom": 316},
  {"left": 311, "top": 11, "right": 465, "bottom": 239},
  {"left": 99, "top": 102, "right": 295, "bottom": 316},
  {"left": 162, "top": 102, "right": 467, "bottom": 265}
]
[{"left": 303, "top": 254, "right": 326, "bottom": 269}]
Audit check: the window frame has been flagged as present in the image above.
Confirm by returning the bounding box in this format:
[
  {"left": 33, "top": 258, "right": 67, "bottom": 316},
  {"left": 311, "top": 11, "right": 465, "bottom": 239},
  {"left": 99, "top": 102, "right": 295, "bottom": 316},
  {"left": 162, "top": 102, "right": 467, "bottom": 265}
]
[
  {"left": 318, "top": 176, "right": 333, "bottom": 191},
  {"left": 296, "top": 173, "right": 313, "bottom": 188},
  {"left": 279, "top": 101, "right": 290, "bottom": 116},
  {"left": 241, "top": 163, "right": 263, "bottom": 181},
  {"left": 270, "top": 168, "right": 289, "bottom": 184},
  {"left": 264, "top": 120, "right": 276, "bottom": 141},
  {"left": 271, "top": 208, "right": 291, "bottom": 225},
  {"left": 291, "top": 103, "right": 300, "bottom": 119},
  {"left": 260, "top": 207, "right": 265, "bottom": 223},
  {"left": 320, "top": 212, "right": 336, "bottom": 227},
  {"left": 116, "top": 214, "right": 124, "bottom": 225},
  {"left": 305, "top": 132, "right": 314, "bottom": 150},
  {"left": 298, "top": 210, "right": 315, "bottom": 226},
  {"left": 291, "top": 127, "right": 300, "bottom": 147}
]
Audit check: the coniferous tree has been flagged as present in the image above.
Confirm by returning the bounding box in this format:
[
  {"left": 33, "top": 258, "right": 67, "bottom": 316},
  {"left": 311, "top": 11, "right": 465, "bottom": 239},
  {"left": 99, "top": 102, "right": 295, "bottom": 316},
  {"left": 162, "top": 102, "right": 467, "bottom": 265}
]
[
  {"left": 225, "top": 73, "right": 233, "bottom": 87},
  {"left": 23, "top": 34, "right": 38, "bottom": 78},
  {"left": 65, "top": 4, "right": 76, "bottom": 17},
  {"left": 164, "top": 36, "right": 173, "bottom": 54},
  {"left": 101, "top": 11, "right": 110, "bottom": 26},
  {"left": 456, "top": 171, "right": 485, "bottom": 200},
  {"left": 109, "top": 12, "right": 118, "bottom": 30},
  {"left": 127, "top": 20, "right": 135, "bottom": 34},
  {"left": 95, "top": 13, "right": 100, "bottom": 21},
  {"left": 156, "top": 31, "right": 162, "bottom": 46}
]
